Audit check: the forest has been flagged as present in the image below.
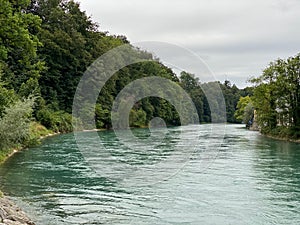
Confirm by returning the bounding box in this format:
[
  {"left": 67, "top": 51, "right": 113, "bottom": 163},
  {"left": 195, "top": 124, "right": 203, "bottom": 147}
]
[{"left": 0, "top": 0, "right": 299, "bottom": 160}]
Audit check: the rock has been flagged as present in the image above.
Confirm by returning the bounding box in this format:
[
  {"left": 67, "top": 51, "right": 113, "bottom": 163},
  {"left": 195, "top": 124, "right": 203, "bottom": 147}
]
[
  {"left": 0, "top": 196, "right": 35, "bottom": 225},
  {"left": 249, "top": 110, "right": 259, "bottom": 131}
]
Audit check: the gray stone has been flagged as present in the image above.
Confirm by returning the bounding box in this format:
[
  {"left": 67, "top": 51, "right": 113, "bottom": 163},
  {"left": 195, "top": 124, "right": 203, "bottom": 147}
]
[{"left": 0, "top": 196, "right": 35, "bottom": 225}]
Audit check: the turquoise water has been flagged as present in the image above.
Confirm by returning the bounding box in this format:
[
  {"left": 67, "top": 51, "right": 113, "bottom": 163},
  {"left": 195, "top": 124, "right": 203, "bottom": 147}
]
[{"left": 0, "top": 124, "right": 299, "bottom": 224}]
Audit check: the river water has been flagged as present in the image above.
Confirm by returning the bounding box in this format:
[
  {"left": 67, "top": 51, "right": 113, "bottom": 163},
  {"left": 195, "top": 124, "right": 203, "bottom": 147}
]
[{"left": 0, "top": 124, "right": 299, "bottom": 224}]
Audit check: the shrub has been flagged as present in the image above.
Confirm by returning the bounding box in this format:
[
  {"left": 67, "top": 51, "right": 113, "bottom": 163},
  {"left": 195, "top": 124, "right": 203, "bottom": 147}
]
[
  {"left": 36, "top": 108, "right": 73, "bottom": 133},
  {"left": 25, "top": 122, "right": 51, "bottom": 147},
  {"left": 0, "top": 97, "right": 35, "bottom": 151}
]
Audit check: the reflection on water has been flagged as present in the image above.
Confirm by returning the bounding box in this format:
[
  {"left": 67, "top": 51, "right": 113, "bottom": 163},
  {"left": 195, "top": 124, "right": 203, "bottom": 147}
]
[
  {"left": 252, "top": 137, "right": 300, "bottom": 223},
  {"left": 0, "top": 124, "right": 299, "bottom": 224}
]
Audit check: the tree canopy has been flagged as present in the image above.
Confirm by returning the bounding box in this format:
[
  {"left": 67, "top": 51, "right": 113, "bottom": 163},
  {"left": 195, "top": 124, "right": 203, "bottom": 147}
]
[
  {"left": 0, "top": 0, "right": 254, "bottom": 155},
  {"left": 250, "top": 54, "right": 300, "bottom": 138}
]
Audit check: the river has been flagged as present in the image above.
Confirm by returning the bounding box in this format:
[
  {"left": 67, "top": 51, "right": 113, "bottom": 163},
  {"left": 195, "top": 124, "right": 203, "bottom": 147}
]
[{"left": 0, "top": 124, "right": 299, "bottom": 224}]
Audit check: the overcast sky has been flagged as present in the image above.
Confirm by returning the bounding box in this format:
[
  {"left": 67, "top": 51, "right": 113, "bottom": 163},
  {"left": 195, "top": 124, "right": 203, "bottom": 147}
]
[{"left": 78, "top": 0, "right": 300, "bottom": 88}]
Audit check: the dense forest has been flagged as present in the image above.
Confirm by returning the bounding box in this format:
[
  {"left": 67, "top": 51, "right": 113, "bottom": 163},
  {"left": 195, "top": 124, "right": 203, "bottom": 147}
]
[{"left": 1, "top": 0, "right": 299, "bottom": 160}]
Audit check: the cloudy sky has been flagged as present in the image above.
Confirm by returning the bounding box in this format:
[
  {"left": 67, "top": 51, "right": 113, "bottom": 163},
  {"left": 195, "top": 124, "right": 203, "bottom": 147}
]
[{"left": 78, "top": 0, "right": 300, "bottom": 88}]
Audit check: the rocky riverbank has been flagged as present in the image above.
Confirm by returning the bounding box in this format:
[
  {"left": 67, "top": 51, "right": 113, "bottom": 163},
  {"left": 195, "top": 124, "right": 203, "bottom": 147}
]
[
  {"left": 0, "top": 196, "right": 35, "bottom": 225},
  {"left": 0, "top": 125, "right": 61, "bottom": 225}
]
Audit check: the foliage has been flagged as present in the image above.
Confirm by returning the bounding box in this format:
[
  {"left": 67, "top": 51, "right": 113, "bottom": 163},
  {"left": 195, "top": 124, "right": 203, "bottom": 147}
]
[
  {"left": 0, "top": 148, "right": 14, "bottom": 164},
  {"left": 180, "top": 72, "right": 207, "bottom": 123},
  {"left": 0, "top": 83, "right": 17, "bottom": 117},
  {"left": 36, "top": 108, "right": 73, "bottom": 133},
  {"left": 129, "top": 109, "right": 147, "bottom": 128},
  {"left": 0, "top": 0, "right": 255, "bottom": 160},
  {"left": 0, "top": 97, "right": 35, "bottom": 151},
  {"left": 243, "top": 102, "right": 255, "bottom": 126},
  {"left": 221, "top": 80, "right": 241, "bottom": 123},
  {"left": 28, "top": 0, "right": 127, "bottom": 111},
  {"left": 251, "top": 54, "right": 300, "bottom": 138},
  {"left": 180, "top": 72, "right": 243, "bottom": 124},
  {"left": 18, "top": 78, "right": 41, "bottom": 98},
  {"left": 234, "top": 96, "right": 254, "bottom": 125},
  {"left": 0, "top": 0, "right": 44, "bottom": 89},
  {"left": 26, "top": 122, "right": 51, "bottom": 146}
]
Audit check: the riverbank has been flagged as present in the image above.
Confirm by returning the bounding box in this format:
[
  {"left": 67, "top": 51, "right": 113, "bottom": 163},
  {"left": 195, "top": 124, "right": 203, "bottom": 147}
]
[
  {"left": 263, "top": 133, "right": 300, "bottom": 143},
  {"left": 0, "top": 194, "right": 35, "bottom": 225},
  {"left": 248, "top": 123, "right": 300, "bottom": 143},
  {"left": 0, "top": 123, "right": 58, "bottom": 164},
  {"left": 0, "top": 123, "right": 58, "bottom": 225}
]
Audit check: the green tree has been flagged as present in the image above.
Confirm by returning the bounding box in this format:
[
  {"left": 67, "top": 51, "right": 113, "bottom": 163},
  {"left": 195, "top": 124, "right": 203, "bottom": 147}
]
[
  {"left": 221, "top": 80, "right": 240, "bottom": 123},
  {"left": 0, "top": 0, "right": 44, "bottom": 89},
  {"left": 129, "top": 109, "right": 147, "bottom": 127},
  {"left": 0, "top": 70, "right": 18, "bottom": 116},
  {"left": 251, "top": 54, "right": 300, "bottom": 138},
  {"left": 28, "top": 0, "right": 128, "bottom": 111},
  {"left": 234, "top": 96, "right": 254, "bottom": 125},
  {"left": 251, "top": 62, "right": 279, "bottom": 133},
  {"left": 180, "top": 72, "right": 207, "bottom": 122}
]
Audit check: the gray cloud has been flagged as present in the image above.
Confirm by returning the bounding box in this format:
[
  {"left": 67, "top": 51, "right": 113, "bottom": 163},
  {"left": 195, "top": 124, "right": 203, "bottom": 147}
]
[{"left": 78, "top": 0, "right": 300, "bottom": 87}]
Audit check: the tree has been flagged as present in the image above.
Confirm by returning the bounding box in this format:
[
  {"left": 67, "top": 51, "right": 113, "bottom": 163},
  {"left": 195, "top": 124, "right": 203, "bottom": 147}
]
[
  {"left": 0, "top": 65, "right": 18, "bottom": 116},
  {"left": 234, "top": 96, "right": 254, "bottom": 126},
  {"left": 250, "top": 62, "right": 280, "bottom": 133},
  {"left": 251, "top": 54, "right": 300, "bottom": 138},
  {"left": 0, "top": 0, "right": 44, "bottom": 89},
  {"left": 180, "top": 72, "right": 208, "bottom": 122},
  {"left": 221, "top": 80, "right": 240, "bottom": 123},
  {"left": 129, "top": 109, "right": 147, "bottom": 127}
]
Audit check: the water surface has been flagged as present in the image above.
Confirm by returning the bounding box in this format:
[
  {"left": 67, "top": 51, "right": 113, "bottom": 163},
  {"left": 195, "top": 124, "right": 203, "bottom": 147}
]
[{"left": 0, "top": 124, "right": 299, "bottom": 224}]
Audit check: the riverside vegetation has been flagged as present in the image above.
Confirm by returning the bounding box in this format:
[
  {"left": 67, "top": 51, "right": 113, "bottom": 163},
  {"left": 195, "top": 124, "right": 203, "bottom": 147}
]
[
  {"left": 0, "top": 0, "right": 300, "bottom": 223},
  {"left": 235, "top": 55, "right": 300, "bottom": 141},
  {"left": 0, "top": 0, "right": 299, "bottom": 159},
  {"left": 0, "top": 0, "right": 253, "bottom": 162}
]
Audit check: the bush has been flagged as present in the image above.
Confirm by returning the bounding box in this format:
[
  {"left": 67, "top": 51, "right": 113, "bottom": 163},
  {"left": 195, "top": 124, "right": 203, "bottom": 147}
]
[
  {"left": 36, "top": 108, "right": 73, "bottom": 133},
  {"left": 25, "top": 122, "right": 51, "bottom": 147},
  {"left": 0, "top": 97, "right": 35, "bottom": 151}
]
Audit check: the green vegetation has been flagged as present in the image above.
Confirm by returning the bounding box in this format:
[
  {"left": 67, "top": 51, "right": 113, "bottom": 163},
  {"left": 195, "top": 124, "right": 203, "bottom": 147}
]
[
  {"left": 248, "top": 54, "right": 300, "bottom": 139},
  {"left": 0, "top": 97, "right": 35, "bottom": 151},
  {"left": 234, "top": 96, "right": 254, "bottom": 128},
  {"left": 0, "top": 95, "right": 51, "bottom": 162},
  {"left": 180, "top": 72, "right": 251, "bottom": 123},
  {"left": 1, "top": 0, "right": 276, "bottom": 162},
  {"left": 235, "top": 53, "right": 300, "bottom": 140}
]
